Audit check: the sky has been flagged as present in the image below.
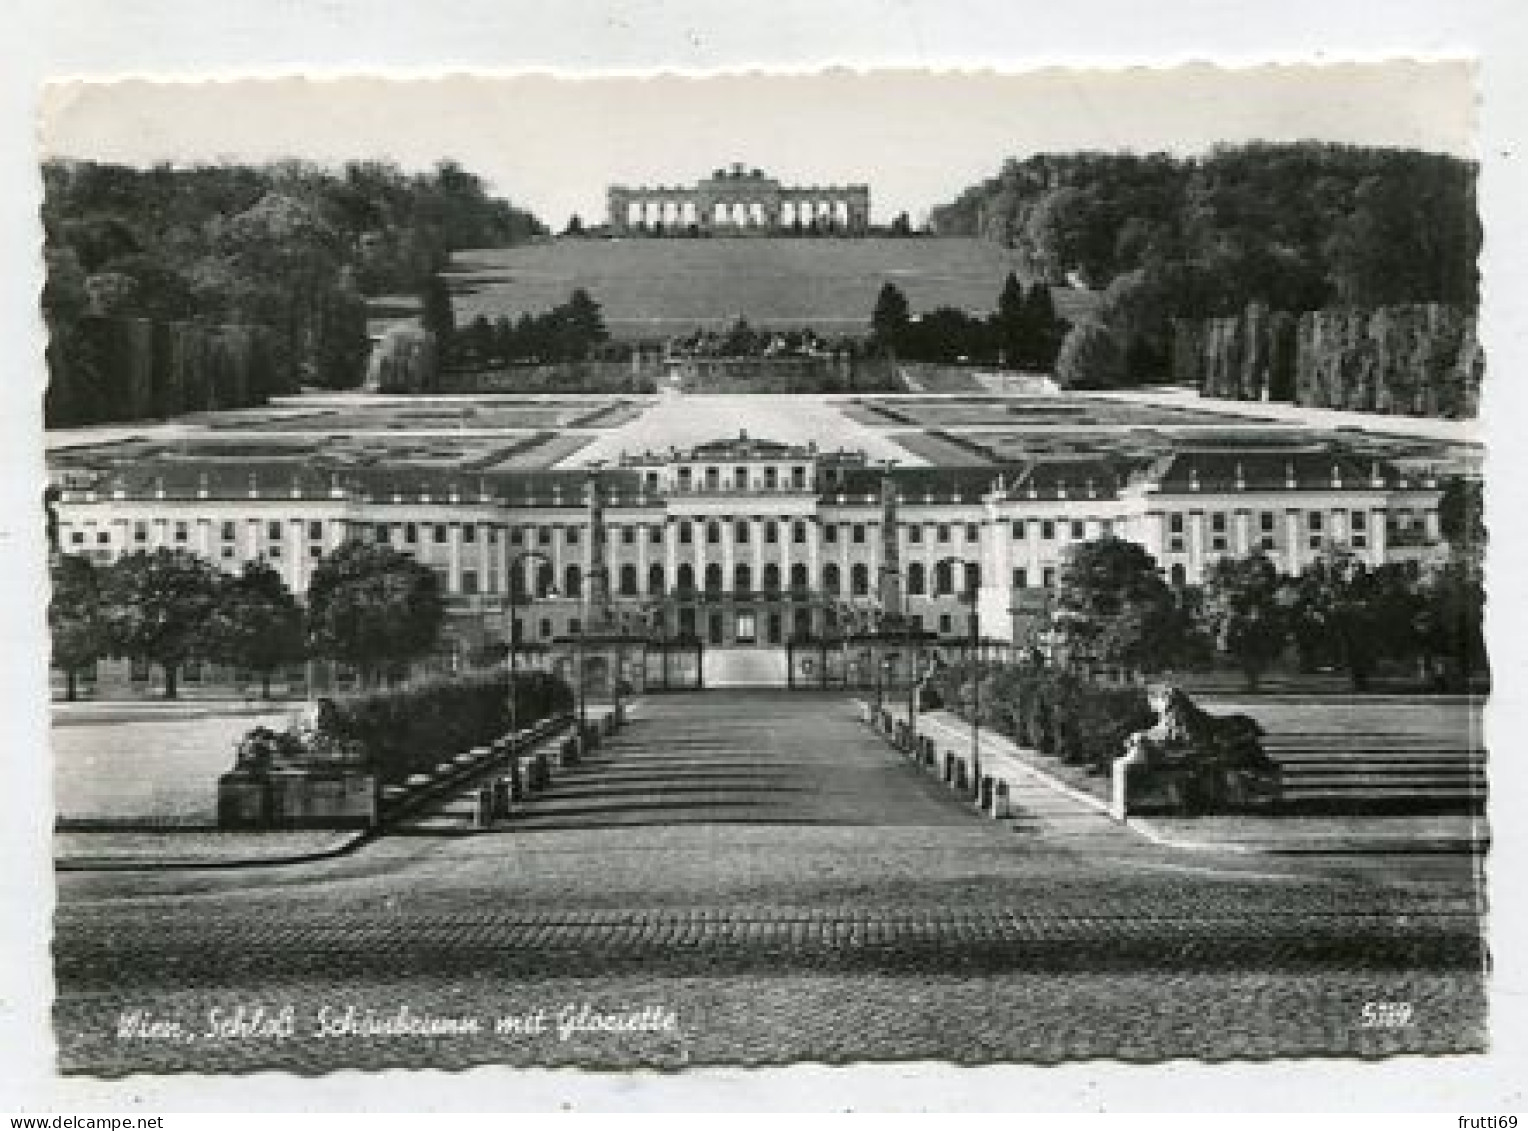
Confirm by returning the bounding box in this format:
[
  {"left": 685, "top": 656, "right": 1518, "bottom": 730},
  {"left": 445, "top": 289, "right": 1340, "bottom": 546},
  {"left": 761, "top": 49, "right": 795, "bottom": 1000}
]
[{"left": 38, "top": 62, "right": 1475, "bottom": 228}]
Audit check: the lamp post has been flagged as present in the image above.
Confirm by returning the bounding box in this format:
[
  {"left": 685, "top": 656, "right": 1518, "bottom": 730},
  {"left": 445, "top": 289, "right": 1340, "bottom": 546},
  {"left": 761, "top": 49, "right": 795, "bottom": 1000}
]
[
  {"left": 937, "top": 556, "right": 982, "bottom": 803},
  {"left": 506, "top": 550, "right": 556, "bottom": 744}
]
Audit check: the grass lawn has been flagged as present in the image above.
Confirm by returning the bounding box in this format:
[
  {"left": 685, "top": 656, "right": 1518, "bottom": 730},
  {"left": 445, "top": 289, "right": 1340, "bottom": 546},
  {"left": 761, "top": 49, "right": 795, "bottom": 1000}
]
[
  {"left": 447, "top": 237, "right": 1098, "bottom": 336},
  {"left": 53, "top": 708, "right": 294, "bottom": 824}
]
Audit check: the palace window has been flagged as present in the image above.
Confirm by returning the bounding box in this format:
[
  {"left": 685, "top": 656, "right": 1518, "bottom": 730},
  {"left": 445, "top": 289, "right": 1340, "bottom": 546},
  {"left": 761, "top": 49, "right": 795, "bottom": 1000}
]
[
  {"left": 965, "top": 563, "right": 981, "bottom": 592},
  {"left": 1041, "top": 520, "right": 1056, "bottom": 540},
  {"left": 792, "top": 521, "right": 807, "bottom": 544},
  {"left": 679, "top": 521, "right": 693, "bottom": 545},
  {"left": 707, "top": 521, "right": 721, "bottom": 545},
  {"left": 763, "top": 563, "right": 780, "bottom": 592},
  {"left": 823, "top": 563, "right": 841, "bottom": 595},
  {"left": 966, "top": 523, "right": 980, "bottom": 542},
  {"left": 134, "top": 521, "right": 148, "bottom": 543},
  {"left": 1011, "top": 519, "right": 1025, "bottom": 540},
  {"left": 174, "top": 522, "right": 189, "bottom": 543},
  {"left": 621, "top": 526, "right": 635, "bottom": 545},
  {"left": 1042, "top": 566, "right": 1057, "bottom": 588},
  {"left": 650, "top": 524, "right": 663, "bottom": 545},
  {"left": 790, "top": 563, "right": 809, "bottom": 591},
  {"left": 677, "top": 563, "right": 695, "bottom": 592},
  {"left": 538, "top": 526, "right": 552, "bottom": 546},
  {"left": 907, "top": 562, "right": 926, "bottom": 596},
  {"left": 908, "top": 524, "right": 922, "bottom": 544},
  {"left": 851, "top": 563, "right": 870, "bottom": 596},
  {"left": 1168, "top": 513, "right": 1185, "bottom": 554},
  {"left": 433, "top": 524, "right": 447, "bottom": 544},
  {"left": 764, "top": 521, "right": 778, "bottom": 544},
  {"left": 308, "top": 521, "right": 324, "bottom": 541},
  {"left": 539, "top": 618, "right": 553, "bottom": 640},
  {"left": 934, "top": 560, "right": 953, "bottom": 596},
  {"left": 620, "top": 564, "right": 638, "bottom": 596},
  {"left": 645, "top": 471, "right": 659, "bottom": 492},
  {"left": 764, "top": 467, "right": 778, "bottom": 490},
  {"left": 704, "top": 467, "right": 719, "bottom": 491},
  {"left": 1308, "top": 511, "right": 1324, "bottom": 532},
  {"left": 1070, "top": 520, "right": 1085, "bottom": 540},
  {"left": 222, "top": 521, "right": 237, "bottom": 541},
  {"left": 309, "top": 545, "right": 323, "bottom": 559},
  {"left": 462, "top": 524, "right": 476, "bottom": 544},
  {"left": 69, "top": 530, "right": 84, "bottom": 545},
  {"left": 679, "top": 468, "right": 693, "bottom": 491},
  {"left": 564, "top": 565, "right": 582, "bottom": 597},
  {"left": 1210, "top": 512, "right": 1228, "bottom": 552},
  {"left": 938, "top": 614, "right": 952, "bottom": 634},
  {"left": 824, "top": 524, "right": 839, "bottom": 545},
  {"left": 267, "top": 521, "right": 282, "bottom": 541},
  {"left": 791, "top": 467, "right": 806, "bottom": 489},
  {"left": 937, "top": 524, "right": 950, "bottom": 543},
  {"left": 735, "top": 563, "right": 752, "bottom": 592},
  {"left": 460, "top": 570, "right": 479, "bottom": 596},
  {"left": 566, "top": 527, "right": 580, "bottom": 545},
  {"left": 705, "top": 563, "right": 723, "bottom": 593},
  {"left": 736, "top": 521, "right": 750, "bottom": 544},
  {"left": 373, "top": 523, "right": 388, "bottom": 543},
  {"left": 734, "top": 467, "right": 748, "bottom": 490},
  {"left": 851, "top": 524, "right": 865, "bottom": 544},
  {"left": 1013, "top": 567, "right": 1029, "bottom": 589},
  {"left": 649, "top": 564, "right": 665, "bottom": 595}
]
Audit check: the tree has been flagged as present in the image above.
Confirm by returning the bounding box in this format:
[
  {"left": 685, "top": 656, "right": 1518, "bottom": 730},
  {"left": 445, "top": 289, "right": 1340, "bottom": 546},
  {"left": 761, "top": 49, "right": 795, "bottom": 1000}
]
[
  {"left": 208, "top": 560, "right": 306, "bottom": 698},
  {"left": 993, "top": 272, "right": 1026, "bottom": 367},
  {"left": 1414, "top": 560, "right": 1487, "bottom": 692},
  {"left": 555, "top": 288, "right": 608, "bottom": 361},
  {"left": 50, "top": 553, "right": 105, "bottom": 701},
  {"left": 1054, "top": 317, "right": 1126, "bottom": 388},
  {"left": 1200, "top": 553, "right": 1288, "bottom": 689},
  {"left": 1020, "top": 281, "right": 1064, "bottom": 368},
  {"left": 870, "top": 282, "right": 910, "bottom": 355},
  {"left": 306, "top": 541, "right": 445, "bottom": 686},
  {"left": 1286, "top": 552, "right": 1422, "bottom": 690},
  {"left": 1052, "top": 536, "right": 1185, "bottom": 674},
  {"left": 98, "top": 548, "right": 222, "bottom": 699},
  {"left": 419, "top": 273, "right": 455, "bottom": 361}
]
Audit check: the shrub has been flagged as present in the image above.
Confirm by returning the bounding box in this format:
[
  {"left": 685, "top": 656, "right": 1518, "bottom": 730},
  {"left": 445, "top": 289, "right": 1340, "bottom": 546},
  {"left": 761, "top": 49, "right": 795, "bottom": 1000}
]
[
  {"left": 935, "top": 661, "right": 1153, "bottom": 774},
  {"left": 308, "top": 669, "right": 572, "bottom": 785}
]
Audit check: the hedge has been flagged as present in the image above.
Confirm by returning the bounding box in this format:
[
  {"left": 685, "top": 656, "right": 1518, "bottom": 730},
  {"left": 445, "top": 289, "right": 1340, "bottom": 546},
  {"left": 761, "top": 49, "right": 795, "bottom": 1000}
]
[
  {"left": 319, "top": 669, "right": 572, "bottom": 785},
  {"left": 935, "top": 662, "right": 1154, "bottom": 775}
]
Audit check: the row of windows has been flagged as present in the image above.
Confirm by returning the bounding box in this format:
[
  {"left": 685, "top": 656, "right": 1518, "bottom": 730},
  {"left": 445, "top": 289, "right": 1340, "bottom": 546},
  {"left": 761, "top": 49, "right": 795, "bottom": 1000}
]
[
  {"left": 506, "top": 560, "right": 988, "bottom": 601},
  {"left": 666, "top": 465, "right": 812, "bottom": 492},
  {"left": 1165, "top": 508, "right": 1374, "bottom": 554}
]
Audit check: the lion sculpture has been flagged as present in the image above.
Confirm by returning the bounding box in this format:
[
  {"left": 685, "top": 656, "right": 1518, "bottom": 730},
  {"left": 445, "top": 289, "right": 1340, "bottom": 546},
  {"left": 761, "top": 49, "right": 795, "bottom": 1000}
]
[{"left": 1125, "top": 685, "right": 1271, "bottom": 770}]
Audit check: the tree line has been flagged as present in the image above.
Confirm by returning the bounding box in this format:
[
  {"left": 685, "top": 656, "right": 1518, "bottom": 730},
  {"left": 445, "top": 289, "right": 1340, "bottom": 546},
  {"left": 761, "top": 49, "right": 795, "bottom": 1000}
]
[
  {"left": 1043, "top": 529, "right": 1484, "bottom": 694},
  {"left": 452, "top": 288, "right": 612, "bottom": 367},
  {"left": 50, "top": 541, "right": 449, "bottom": 700},
  {"left": 44, "top": 159, "right": 545, "bottom": 425},
  {"left": 869, "top": 273, "right": 1067, "bottom": 368},
  {"left": 929, "top": 144, "right": 1478, "bottom": 388}
]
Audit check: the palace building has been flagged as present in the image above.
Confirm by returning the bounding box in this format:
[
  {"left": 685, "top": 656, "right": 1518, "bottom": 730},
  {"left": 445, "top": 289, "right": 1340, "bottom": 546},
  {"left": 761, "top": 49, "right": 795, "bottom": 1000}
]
[
  {"left": 49, "top": 428, "right": 1448, "bottom": 693},
  {"left": 607, "top": 164, "right": 871, "bottom": 236}
]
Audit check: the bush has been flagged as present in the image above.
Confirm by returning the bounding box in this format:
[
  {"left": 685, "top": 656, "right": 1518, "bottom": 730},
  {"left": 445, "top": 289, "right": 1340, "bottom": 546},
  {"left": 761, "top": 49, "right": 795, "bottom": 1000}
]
[
  {"left": 312, "top": 669, "right": 572, "bottom": 784},
  {"left": 935, "top": 661, "right": 1154, "bottom": 775}
]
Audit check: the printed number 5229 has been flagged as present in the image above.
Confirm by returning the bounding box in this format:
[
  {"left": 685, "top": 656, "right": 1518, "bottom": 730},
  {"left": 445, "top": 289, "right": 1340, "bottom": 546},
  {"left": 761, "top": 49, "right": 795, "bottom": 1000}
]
[{"left": 1361, "top": 1001, "right": 1413, "bottom": 1028}]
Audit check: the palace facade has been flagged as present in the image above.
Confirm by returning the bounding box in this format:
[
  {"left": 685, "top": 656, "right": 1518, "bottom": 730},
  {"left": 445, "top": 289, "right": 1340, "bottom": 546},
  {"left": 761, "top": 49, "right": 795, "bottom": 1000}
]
[
  {"left": 50, "top": 430, "right": 1448, "bottom": 692},
  {"left": 607, "top": 164, "right": 871, "bottom": 236}
]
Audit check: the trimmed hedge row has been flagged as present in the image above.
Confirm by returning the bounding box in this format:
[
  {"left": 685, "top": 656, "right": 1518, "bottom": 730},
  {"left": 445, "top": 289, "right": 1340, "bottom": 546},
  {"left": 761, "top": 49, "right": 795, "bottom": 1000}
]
[
  {"left": 320, "top": 669, "right": 573, "bottom": 785},
  {"left": 936, "top": 664, "right": 1155, "bottom": 775}
]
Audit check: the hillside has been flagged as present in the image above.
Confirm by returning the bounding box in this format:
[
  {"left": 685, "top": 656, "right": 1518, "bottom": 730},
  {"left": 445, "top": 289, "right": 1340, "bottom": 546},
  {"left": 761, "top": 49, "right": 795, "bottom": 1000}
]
[{"left": 445, "top": 237, "right": 1097, "bottom": 339}]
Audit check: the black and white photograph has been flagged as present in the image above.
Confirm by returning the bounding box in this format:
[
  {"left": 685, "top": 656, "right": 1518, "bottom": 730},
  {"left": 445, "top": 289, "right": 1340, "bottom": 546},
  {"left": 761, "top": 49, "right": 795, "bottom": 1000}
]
[{"left": 4, "top": 0, "right": 1526, "bottom": 1116}]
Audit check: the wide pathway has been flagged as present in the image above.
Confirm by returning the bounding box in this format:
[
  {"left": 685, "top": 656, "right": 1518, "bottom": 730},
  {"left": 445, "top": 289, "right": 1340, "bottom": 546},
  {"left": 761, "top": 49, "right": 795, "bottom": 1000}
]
[{"left": 53, "top": 692, "right": 1486, "bottom": 1074}]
